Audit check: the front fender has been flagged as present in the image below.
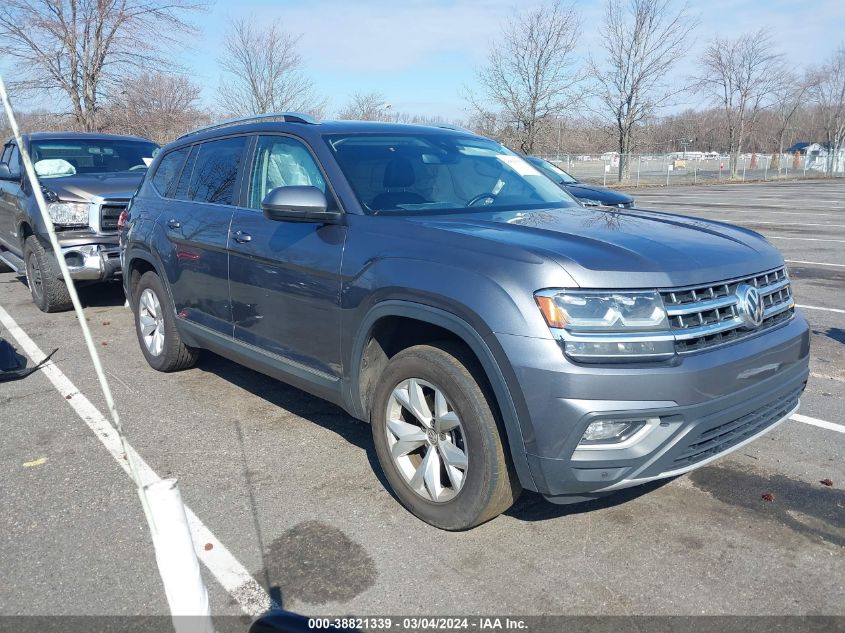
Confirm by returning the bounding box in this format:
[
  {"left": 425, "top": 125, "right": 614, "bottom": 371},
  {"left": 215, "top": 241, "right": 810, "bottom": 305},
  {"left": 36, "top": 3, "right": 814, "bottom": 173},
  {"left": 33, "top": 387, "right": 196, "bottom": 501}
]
[{"left": 344, "top": 295, "right": 540, "bottom": 492}]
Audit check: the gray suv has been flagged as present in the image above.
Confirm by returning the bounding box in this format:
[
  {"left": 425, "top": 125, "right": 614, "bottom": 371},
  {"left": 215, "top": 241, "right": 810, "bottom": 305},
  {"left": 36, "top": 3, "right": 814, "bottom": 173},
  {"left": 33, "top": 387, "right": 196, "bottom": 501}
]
[
  {"left": 0, "top": 133, "right": 158, "bottom": 311},
  {"left": 121, "top": 113, "right": 809, "bottom": 530}
]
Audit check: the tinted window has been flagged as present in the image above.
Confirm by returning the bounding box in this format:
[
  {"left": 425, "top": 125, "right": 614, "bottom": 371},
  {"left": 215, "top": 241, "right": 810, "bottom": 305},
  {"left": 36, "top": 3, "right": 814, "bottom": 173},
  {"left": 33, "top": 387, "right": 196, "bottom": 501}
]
[
  {"left": 173, "top": 145, "right": 198, "bottom": 200},
  {"left": 151, "top": 147, "right": 189, "bottom": 196},
  {"left": 187, "top": 137, "right": 247, "bottom": 205},
  {"left": 0, "top": 145, "right": 10, "bottom": 164},
  {"left": 248, "top": 136, "right": 332, "bottom": 209}
]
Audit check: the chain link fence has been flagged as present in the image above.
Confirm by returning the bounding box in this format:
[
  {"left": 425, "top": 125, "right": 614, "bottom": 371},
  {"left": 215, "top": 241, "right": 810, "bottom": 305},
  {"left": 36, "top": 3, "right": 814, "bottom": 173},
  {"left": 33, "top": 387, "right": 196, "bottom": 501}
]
[{"left": 532, "top": 152, "right": 845, "bottom": 187}]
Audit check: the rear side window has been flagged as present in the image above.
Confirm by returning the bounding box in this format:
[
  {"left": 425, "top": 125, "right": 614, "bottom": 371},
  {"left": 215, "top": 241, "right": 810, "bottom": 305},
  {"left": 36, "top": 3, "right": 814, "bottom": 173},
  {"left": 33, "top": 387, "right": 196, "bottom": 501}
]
[
  {"left": 187, "top": 136, "right": 247, "bottom": 205},
  {"left": 151, "top": 147, "right": 189, "bottom": 196}
]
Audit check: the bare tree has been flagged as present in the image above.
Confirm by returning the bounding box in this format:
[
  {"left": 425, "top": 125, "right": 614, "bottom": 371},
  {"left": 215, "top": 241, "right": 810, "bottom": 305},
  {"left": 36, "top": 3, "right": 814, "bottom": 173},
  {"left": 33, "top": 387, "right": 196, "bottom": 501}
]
[
  {"left": 100, "top": 72, "right": 210, "bottom": 143},
  {"left": 768, "top": 70, "right": 813, "bottom": 172},
  {"left": 467, "top": 1, "right": 582, "bottom": 154},
  {"left": 338, "top": 91, "right": 392, "bottom": 120},
  {"left": 809, "top": 46, "right": 845, "bottom": 175},
  {"left": 0, "top": 0, "right": 207, "bottom": 132},
  {"left": 217, "top": 16, "right": 326, "bottom": 117},
  {"left": 591, "top": 0, "right": 697, "bottom": 182},
  {"left": 698, "top": 29, "right": 784, "bottom": 177}
]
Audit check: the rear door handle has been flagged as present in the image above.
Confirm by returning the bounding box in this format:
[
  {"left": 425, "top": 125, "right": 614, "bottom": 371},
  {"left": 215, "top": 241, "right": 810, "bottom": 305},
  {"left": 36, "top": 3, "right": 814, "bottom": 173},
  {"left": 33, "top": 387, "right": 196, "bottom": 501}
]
[
  {"left": 166, "top": 219, "right": 181, "bottom": 230},
  {"left": 233, "top": 230, "right": 252, "bottom": 244}
]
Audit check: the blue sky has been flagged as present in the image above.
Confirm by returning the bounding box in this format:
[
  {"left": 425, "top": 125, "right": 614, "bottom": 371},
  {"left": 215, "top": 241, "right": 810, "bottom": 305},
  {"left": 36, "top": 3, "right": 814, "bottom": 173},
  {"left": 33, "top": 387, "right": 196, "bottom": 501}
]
[
  {"left": 178, "top": 0, "right": 845, "bottom": 119},
  {"left": 10, "top": 0, "right": 845, "bottom": 119}
]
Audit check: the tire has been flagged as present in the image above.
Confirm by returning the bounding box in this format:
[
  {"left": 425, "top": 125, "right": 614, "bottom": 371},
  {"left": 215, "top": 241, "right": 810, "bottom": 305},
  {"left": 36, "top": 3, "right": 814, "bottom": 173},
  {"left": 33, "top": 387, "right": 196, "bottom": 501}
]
[
  {"left": 23, "top": 235, "right": 72, "bottom": 312},
  {"left": 133, "top": 271, "right": 199, "bottom": 372},
  {"left": 371, "top": 342, "right": 521, "bottom": 530}
]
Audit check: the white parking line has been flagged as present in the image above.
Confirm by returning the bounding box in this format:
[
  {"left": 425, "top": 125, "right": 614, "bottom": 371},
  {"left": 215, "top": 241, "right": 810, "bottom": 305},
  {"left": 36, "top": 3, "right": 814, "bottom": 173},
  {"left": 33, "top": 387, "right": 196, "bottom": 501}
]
[
  {"left": 0, "top": 304, "right": 273, "bottom": 617},
  {"left": 791, "top": 414, "right": 845, "bottom": 434},
  {"left": 796, "top": 304, "right": 845, "bottom": 315},
  {"left": 768, "top": 236, "right": 845, "bottom": 243},
  {"left": 743, "top": 221, "right": 845, "bottom": 227},
  {"left": 786, "top": 260, "right": 845, "bottom": 268}
]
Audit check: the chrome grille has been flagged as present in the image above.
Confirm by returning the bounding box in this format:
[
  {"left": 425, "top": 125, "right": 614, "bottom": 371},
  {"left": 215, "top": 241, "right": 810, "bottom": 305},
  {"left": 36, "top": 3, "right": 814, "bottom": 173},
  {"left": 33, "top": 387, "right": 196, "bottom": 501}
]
[
  {"left": 99, "top": 201, "right": 128, "bottom": 232},
  {"left": 660, "top": 267, "right": 794, "bottom": 353}
]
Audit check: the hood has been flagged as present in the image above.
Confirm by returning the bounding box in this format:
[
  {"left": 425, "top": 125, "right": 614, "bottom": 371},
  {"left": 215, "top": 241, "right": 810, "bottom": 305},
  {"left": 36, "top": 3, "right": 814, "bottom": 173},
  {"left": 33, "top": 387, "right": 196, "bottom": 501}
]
[
  {"left": 405, "top": 206, "right": 785, "bottom": 289},
  {"left": 39, "top": 172, "right": 144, "bottom": 202},
  {"left": 564, "top": 183, "right": 633, "bottom": 205}
]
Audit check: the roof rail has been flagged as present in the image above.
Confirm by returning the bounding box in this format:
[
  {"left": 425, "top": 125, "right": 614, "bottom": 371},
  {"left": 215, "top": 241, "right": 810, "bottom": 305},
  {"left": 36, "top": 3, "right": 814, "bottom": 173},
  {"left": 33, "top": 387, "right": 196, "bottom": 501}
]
[
  {"left": 178, "top": 112, "right": 318, "bottom": 139},
  {"left": 434, "top": 123, "right": 473, "bottom": 134}
]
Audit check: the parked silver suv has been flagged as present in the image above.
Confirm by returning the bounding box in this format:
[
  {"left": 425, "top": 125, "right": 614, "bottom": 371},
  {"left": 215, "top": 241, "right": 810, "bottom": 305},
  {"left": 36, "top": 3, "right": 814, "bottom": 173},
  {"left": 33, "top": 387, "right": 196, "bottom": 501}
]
[{"left": 122, "top": 114, "right": 810, "bottom": 530}]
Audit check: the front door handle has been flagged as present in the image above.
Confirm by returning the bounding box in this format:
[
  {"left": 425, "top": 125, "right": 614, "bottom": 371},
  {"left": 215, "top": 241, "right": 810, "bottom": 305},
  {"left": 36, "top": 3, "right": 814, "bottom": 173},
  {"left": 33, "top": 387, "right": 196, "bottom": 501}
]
[
  {"left": 233, "top": 230, "right": 252, "bottom": 244},
  {"left": 166, "top": 219, "right": 181, "bottom": 230}
]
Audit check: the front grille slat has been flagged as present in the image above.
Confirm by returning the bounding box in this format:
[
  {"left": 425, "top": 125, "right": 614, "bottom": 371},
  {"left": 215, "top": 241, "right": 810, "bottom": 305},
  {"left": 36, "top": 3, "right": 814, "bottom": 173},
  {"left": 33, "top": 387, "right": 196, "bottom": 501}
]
[
  {"left": 99, "top": 201, "right": 128, "bottom": 232},
  {"left": 672, "top": 386, "right": 801, "bottom": 467},
  {"left": 660, "top": 267, "right": 794, "bottom": 354}
]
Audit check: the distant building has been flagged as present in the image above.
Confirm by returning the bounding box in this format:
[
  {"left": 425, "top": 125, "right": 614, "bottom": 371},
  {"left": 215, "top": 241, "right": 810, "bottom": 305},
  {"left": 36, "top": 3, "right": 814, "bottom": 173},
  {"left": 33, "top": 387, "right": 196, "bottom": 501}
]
[{"left": 785, "top": 142, "right": 845, "bottom": 172}]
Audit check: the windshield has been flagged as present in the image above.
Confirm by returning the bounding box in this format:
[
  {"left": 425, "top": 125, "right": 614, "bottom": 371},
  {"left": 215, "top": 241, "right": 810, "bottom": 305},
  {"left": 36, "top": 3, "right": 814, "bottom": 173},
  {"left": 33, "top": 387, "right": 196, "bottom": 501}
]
[
  {"left": 527, "top": 157, "right": 578, "bottom": 184},
  {"left": 29, "top": 139, "right": 159, "bottom": 178},
  {"left": 325, "top": 133, "right": 579, "bottom": 215}
]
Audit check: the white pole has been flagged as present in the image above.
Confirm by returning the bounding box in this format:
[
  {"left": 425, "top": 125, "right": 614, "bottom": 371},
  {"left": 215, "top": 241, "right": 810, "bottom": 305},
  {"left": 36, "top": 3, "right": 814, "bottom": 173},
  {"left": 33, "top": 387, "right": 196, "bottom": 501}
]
[
  {"left": 0, "top": 76, "right": 215, "bottom": 633},
  {"left": 146, "top": 479, "right": 215, "bottom": 633},
  {"left": 636, "top": 156, "right": 640, "bottom": 187}
]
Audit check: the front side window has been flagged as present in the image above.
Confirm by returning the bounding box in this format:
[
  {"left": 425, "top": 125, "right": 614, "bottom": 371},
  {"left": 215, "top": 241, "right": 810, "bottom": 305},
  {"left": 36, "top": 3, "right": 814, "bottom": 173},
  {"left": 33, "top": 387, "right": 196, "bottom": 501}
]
[
  {"left": 248, "top": 135, "right": 332, "bottom": 209},
  {"left": 29, "top": 139, "right": 158, "bottom": 178},
  {"left": 325, "top": 133, "right": 577, "bottom": 216},
  {"left": 187, "top": 136, "right": 247, "bottom": 205}
]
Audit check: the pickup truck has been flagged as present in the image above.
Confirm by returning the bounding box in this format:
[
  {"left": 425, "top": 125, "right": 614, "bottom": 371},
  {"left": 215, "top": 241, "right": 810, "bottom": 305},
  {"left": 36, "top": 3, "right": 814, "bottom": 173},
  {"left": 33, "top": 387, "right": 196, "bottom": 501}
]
[{"left": 0, "top": 132, "right": 158, "bottom": 311}]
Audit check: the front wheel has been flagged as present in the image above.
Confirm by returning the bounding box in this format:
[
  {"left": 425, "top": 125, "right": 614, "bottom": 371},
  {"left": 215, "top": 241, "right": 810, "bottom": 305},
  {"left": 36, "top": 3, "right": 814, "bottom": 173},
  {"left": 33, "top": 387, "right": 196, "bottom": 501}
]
[
  {"left": 371, "top": 343, "right": 521, "bottom": 530},
  {"left": 23, "top": 235, "right": 72, "bottom": 312}
]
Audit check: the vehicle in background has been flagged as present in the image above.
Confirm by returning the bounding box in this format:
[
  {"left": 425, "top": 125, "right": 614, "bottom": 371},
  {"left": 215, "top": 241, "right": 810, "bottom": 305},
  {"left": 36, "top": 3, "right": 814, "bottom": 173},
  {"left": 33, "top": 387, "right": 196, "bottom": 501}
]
[
  {"left": 123, "top": 114, "right": 808, "bottom": 530},
  {"left": 525, "top": 156, "right": 635, "bottom": 208},
  {"left": 0, "top": 133, "right": 159, "bottom": 312}
]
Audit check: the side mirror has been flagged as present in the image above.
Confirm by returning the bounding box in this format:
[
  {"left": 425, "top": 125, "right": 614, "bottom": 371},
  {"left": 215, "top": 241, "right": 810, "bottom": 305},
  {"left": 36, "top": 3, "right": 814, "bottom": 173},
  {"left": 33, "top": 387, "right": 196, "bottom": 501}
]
[
  {"left": 0, "top": 164, "right": 16, "bottom": 181},
  {"left": 261, "top": 186, "right": 341, "bottom": 224}
]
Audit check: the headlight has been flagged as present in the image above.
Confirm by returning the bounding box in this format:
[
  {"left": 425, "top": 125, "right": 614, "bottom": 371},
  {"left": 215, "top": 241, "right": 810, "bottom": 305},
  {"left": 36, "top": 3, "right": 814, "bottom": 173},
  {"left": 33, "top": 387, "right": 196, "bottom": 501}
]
[
  {"left": 581, "top": 198, "right": 603, "bottom": 207},
  {"left": 46, "top": 202, "right": 89, "bottom": 226},
  {"left": 535, "top": 290, "right": 675, "bottom": 362}
]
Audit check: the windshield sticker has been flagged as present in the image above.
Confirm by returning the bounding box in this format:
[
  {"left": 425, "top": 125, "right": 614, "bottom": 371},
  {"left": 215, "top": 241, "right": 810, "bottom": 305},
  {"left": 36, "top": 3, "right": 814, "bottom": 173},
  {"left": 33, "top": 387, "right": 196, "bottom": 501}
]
[{"left": 496, "top": 154, "right": 540, "bottom": 176}]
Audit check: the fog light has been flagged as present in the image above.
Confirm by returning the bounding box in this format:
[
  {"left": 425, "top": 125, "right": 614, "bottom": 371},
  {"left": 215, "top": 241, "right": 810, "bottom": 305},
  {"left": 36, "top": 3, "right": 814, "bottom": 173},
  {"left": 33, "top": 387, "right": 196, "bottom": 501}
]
[{"left": 580, "top": 419, "right": 646, "bottom": 445}]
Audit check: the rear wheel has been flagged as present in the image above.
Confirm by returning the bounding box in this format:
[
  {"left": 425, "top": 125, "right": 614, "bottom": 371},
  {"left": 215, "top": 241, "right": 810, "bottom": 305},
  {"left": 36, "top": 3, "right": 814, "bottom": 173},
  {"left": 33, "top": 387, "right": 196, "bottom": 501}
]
[
  {"left": 371, "top": 342, "right": 521, "bottom": 530},
  {"left": 23, "top": 235, "right": 72, "bottom": 312},
  {"left": 133, "top": 271, "right": 198, "bottom": 372}
]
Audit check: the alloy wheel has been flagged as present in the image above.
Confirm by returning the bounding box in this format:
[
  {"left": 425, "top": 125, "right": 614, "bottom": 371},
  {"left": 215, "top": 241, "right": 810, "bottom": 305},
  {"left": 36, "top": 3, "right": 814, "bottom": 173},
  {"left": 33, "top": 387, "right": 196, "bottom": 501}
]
[
  {"left": 385, "top": 378, "right": 468, "bottom": 502},
  {"left": 138, "top": 288, "right": 165, "bottom": 357}
]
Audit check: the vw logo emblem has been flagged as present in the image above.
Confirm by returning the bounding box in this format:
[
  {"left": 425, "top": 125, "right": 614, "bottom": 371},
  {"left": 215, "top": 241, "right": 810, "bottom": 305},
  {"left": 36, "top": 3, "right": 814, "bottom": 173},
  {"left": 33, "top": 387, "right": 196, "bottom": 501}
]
[{"left": 736, "top": 284, "right": 764, "bottom": 329}]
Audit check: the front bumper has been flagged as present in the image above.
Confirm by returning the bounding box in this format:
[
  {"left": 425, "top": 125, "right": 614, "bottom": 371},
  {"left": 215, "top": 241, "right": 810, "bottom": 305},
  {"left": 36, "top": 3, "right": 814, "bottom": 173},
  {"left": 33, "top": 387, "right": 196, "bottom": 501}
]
[
  {"left": 56, "top": 243, "right": 122, "bottom": 281},
  {"left": 493, "top": 312, "right": 811, "bottom": 501}
]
